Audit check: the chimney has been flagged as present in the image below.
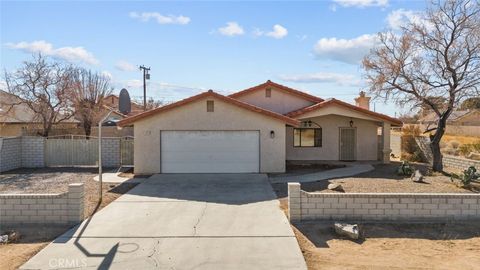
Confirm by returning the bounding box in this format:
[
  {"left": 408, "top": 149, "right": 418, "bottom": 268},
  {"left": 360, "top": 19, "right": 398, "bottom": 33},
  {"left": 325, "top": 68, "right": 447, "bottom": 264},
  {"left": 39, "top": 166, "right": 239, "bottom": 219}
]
[{"left": 355, "top": 91, "right": 371, "bottom": 110}]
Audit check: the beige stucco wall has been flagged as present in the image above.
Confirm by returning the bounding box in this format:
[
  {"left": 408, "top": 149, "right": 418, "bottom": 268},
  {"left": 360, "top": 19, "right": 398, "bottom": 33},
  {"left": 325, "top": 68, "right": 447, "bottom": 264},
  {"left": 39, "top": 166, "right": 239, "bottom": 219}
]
[
  {"left": 233, "top": 86, "right": 316, "bottom": 114},
  {"left": 133, "top": 96, "right": 287, "bottom": 174},
  {"left": 286, "top": 114, "right": 379, "bottom": 161}
]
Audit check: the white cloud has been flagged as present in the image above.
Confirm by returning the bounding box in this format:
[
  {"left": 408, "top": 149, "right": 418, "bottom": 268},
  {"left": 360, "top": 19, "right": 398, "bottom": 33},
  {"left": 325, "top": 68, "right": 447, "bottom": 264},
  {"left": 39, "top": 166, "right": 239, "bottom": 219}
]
[
  {"left": 279, "top": 72, "right": 362, "bottom": 87},
  {"left": 313, "top": 34, "right": 378, "bottom": 64},
  {"left": 333, "top": 0, "right": 388, "bottom": 8},
  {"left": 265, "top": 24, "right": 288, "bottom": 39},
  {"left": 218, "top": 22, "right": 245, "bottom": 36},
  {"left": 6, "top": 40, "right": 99, "bottom": 65},
  {"left": 115, "top": 60, "right": 136, "bottom": 71},
  {"left": 386, "top": 9, "right": 429, "bottom": 30},
  {"left": 129, "top": 12, "right": 190, "bottom": 25}
]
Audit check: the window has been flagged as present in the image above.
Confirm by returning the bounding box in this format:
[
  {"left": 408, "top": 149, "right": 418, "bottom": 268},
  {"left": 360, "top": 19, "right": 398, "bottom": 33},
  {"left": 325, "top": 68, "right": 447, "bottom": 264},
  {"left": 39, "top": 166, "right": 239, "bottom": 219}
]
[
  {"left": 207, "top": 100, "right": 214, "bottom": 112},
  {"left": 265, "top": 87, "right": 272, "bottom": 98},
  {"left": 294, "top": 128, "right": 322, "bottom": 147}
]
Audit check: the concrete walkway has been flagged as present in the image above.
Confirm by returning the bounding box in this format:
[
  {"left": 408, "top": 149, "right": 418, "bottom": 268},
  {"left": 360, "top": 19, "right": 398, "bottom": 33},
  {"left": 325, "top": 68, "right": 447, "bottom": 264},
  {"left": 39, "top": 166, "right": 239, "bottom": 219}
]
[
  {"left": 93, "top": 172, "right": 143, "bottom": 183},
  {"left": 269, "top": 164, "right": 374, "bottom": 183},
  {"left": 22, "top": 174, "right": 306, "bottom": 270}
]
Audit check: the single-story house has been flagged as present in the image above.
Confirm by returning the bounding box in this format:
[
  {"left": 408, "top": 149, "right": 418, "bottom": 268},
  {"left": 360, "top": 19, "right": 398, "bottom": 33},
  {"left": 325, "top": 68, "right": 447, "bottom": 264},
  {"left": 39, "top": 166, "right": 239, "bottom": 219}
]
[
  {"left": 0, "top": 90, "right": 79, "bottom": 137},
  {"left": 118, "top": 81, "right": 402, "bottom": 174}
]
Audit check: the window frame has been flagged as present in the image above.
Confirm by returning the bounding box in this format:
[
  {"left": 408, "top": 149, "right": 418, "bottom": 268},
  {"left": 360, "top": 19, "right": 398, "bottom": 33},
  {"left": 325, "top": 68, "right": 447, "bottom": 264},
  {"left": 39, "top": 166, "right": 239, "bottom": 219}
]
[{"left": 293, "top": 128, "right": 322, "bottom": 148}]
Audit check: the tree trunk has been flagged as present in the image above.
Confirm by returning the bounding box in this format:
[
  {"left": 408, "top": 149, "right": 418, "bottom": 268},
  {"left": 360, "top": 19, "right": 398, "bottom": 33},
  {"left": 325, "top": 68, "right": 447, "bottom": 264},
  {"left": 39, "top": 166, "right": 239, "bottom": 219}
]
[
  {"left": 431, "top": 140, "right": 443, "bottom": 171},
  {"left": 83, "top": 120, "right": 92, "bottom": 139},
  {"left": 430, "top": 115, "right": 448, "bottom": 172}
]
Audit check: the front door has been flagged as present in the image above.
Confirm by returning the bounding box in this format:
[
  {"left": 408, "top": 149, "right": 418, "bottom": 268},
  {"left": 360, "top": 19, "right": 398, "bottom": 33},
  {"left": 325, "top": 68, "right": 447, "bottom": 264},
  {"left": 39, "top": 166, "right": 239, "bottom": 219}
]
[{"left": 339, "top": 127, "right": 356, "bottom": 161}]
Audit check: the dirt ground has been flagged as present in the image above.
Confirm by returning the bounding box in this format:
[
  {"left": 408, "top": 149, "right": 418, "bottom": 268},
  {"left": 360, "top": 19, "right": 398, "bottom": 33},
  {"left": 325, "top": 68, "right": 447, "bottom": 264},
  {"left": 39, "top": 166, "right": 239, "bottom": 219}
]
[
  {"left": 270, "top": 162, "right": 480, "bottom": 269},
  {"left": 293, "top": 222, "right": 480, "bottom": 270},
  {"left": 0, "top": 167, "right": 139, "bottom": 270}
]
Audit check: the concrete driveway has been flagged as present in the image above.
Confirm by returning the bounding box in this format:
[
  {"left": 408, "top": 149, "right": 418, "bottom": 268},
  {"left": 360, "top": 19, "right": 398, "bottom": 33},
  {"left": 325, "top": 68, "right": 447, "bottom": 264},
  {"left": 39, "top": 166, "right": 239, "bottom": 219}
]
[{"left": 21, "top": 174, "right": 306, "bottom": 270}]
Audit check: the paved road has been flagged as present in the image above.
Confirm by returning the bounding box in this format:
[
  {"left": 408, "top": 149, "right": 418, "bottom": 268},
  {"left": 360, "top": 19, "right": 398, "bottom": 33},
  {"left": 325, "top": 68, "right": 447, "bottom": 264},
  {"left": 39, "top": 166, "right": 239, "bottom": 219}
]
[{"left": 22, "top": 174, "right": 306, "bottom": 270}]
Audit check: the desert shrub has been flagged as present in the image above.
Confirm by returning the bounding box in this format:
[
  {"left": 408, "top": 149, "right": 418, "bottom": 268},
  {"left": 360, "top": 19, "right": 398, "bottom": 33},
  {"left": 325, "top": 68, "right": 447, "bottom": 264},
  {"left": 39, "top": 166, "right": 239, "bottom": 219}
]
[
  {"left": 402, "top": 125, "right": 421, "bottom": 136},
  {"left": 458, "top": 141, "right": 480, "bottom": 157},
  {"left": 439, "top": 141, "right": 447, "bottom": 149},
  {"left": 443, "top": 147, "right": 459, "bottom": 156},
  {"left": 451, "top": 166, "right": 479, "bottom": 187},
  {"left": 397, "top": 161, "right": 415, "bottom": 176},
  {"left": 448, "top": 140, "right": 460, "bottom": 149},
  {"left": 401, "top": 135, "right": 424, "bottom": 162}
]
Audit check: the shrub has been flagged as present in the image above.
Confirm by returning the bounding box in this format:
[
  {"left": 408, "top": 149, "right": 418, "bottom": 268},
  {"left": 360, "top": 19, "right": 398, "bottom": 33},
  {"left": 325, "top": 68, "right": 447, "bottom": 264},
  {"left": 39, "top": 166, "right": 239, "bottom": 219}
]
[
  {"left": 458, "top": 141, "right": 480, "bottom": 157},
  {"left": 402, "top": 125, "right": 421, "bottom": 136},
  {"left": 439, "top": 141, "right": 447, "bottom": 149},
  {"left": 443, "top": 147, "right": 459, "bottom": 156},
  {"left": 448, "top": 140, "right": 460, "bottom": 149},
  {"left": 451, "top": 166, "right": 480, "bottom": 187},
  {"left": 397, "top": 161, "right": 415, "bottom": 176}
]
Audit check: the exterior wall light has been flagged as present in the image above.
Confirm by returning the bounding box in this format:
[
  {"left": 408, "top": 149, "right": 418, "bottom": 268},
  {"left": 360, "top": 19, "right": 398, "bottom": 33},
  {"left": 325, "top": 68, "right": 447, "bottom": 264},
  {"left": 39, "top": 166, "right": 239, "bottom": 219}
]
[
  {"left": 349, "top": 119, "right": 354, "bottom": 127},
  {"left": 270, "top": 130, "right": 275, "bottom": 138}
]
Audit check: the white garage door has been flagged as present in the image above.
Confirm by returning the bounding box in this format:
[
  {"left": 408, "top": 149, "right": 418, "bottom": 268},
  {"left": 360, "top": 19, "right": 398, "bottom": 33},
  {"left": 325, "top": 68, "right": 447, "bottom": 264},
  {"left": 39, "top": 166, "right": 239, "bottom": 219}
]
[{"left": 161, "top": 131, "right": 260, "bottom": 173}]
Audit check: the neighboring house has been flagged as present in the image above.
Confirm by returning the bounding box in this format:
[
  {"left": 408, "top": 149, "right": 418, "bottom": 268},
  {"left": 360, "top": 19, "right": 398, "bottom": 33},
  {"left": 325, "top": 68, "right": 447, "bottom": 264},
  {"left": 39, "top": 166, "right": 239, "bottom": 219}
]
[
  {"left": 118, "top": 80, "right": 402, "bottom": 174},
  {"left": 0, "top": 90, "right": 78, "bottom": 137},
  {"left": 100, "top": 94, "right": 145, "bottom": 124},
  {"left": 419, "top": 109, "right": 480, "bottom": 126}
]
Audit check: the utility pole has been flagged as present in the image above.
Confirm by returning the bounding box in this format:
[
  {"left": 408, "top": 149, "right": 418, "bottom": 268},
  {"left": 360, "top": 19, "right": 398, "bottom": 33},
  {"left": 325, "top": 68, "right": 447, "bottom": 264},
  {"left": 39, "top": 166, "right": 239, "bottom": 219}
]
[{"left": 139, "top": 65, "right": 151, "bottom": 111}]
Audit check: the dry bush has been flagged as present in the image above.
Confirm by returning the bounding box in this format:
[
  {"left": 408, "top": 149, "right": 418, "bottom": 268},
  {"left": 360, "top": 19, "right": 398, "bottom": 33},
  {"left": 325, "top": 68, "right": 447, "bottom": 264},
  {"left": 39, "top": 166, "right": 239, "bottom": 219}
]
[
  {"left": 459, "top": 141, "right": 480, "bottom": 156},
  {"left": 443, "top": 147, "right": 459, "bottom": 156},
  {"left": 402, "top": 125, "right": 421, "bottom": 136},
  {"left": 448, "top": 140, "right": 460, "bottom": 149}
]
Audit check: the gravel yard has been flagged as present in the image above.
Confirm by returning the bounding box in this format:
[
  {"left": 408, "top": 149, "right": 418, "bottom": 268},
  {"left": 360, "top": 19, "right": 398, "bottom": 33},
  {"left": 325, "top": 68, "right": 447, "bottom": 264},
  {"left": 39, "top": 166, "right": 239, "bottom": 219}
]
[
  {"left": 303, "top": 163, "right": 478, "bottom": 194},
  {"left": 0, "top": 167, "right": 140, "bottom": 270}
]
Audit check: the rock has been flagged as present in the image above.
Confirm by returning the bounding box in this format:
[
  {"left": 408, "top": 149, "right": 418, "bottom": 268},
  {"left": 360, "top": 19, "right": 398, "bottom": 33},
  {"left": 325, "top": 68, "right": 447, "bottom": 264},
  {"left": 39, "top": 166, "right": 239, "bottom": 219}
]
[
  {"left": 411, "top": 170, "right": 424, "bottom": 183},
  {"left": 7, "top": 231, "right": 20, "bottom": 243},
  {"left": 334, "top": 223, "right": 360, "bottom": 240},
  {"left": 0, "top": 235, "right": 8, "bottom": 244},
  {"left": 328, "top": 183, "right": 344, "bottom": 192}
]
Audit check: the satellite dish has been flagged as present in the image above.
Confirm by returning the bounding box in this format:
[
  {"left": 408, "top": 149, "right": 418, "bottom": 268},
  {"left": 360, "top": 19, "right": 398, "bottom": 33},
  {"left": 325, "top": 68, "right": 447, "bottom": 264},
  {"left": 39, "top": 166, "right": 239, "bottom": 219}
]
[{"left": 118, "top": 88, "right": 131, "bottom": 115}]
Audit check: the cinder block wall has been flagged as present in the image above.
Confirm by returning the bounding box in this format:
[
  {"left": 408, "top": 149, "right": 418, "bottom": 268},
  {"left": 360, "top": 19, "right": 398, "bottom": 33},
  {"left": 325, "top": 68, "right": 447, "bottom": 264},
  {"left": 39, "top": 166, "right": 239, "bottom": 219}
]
[
  {"left": 0, "top": 137, "right": 22, "bottom": 172},
  {"left": 22, "top": 136, "right": 45, "bottom": 168},
  {"left": 288, "top": 183, "right": 480, "bottom": 222},
  {"left": 443, "top": 155, "right": 480, "bottom": 171},
  {"left": 0, "top": 183, "right": 85, "bottom": 225},
  {"left": 101, "top": 138, "right": 121, "bottom": 167}
]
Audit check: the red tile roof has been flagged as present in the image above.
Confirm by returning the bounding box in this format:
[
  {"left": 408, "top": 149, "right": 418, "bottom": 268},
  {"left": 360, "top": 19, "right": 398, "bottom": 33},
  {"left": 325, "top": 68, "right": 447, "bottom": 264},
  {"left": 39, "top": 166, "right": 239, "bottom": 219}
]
[
  {"left": 229, "top": 80, "right": 324, "bottom": 103},
  {"left": 118, "top": 90, "right": 300, "bottom": 127},
  {"left": 286, "top": 98, "right": 403, "bottom": 126}
]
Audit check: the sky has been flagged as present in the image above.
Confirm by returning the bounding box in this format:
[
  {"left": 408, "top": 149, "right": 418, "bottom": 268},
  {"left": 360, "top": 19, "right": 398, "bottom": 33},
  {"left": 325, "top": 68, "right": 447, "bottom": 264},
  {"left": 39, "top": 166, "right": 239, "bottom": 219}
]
[{"left": 0, "top": 0, "right": 428, "bottom": 117}]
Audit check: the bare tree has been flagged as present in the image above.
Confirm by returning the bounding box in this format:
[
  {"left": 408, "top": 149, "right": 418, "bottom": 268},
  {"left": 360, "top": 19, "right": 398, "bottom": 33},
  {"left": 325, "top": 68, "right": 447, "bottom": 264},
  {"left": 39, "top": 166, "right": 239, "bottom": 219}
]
[
  {"left": 363, "top": 0, "right": 480, "bottom": 171},
  {"left": 70, "top": 68, "right": 113, "bottom": 137},
  {"left": 145, "top": 97, "right": 163, "bottom": 110},
  {"left": 4, "top": 54, "right": 75, "bottom": 137}
]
